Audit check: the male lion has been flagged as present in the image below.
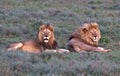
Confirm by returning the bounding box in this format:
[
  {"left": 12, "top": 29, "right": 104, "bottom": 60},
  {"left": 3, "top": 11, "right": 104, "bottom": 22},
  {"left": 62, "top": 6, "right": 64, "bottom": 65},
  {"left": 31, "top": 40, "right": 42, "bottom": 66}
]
[
  {"left": 68, "top": 22, "right": 111, "bottom": 52},
  {"left": 6, "top": 24, "right": 58, "bottom": 53}
]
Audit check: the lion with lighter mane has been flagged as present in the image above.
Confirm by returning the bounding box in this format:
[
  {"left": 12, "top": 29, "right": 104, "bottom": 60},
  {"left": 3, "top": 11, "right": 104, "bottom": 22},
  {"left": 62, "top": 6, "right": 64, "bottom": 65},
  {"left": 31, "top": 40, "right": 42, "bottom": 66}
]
[
  {"left": 68, "top": 22, "right": 111, "bottom": 52},
  {"left": 6, "top": 24, "right": 58, "bottom": 53}
]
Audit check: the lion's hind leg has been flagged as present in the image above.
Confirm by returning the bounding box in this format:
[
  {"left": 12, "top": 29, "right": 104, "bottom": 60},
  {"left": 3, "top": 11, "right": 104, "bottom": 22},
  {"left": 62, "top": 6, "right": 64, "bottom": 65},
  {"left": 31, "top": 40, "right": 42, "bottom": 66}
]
[
  {"left": 68, "top": 44, "right": 81, "bottom": 52},
  {"left": 7, "top": 42, "right": 23, "bottom": 51},
  {"left": 71, "top": 46, "right": 81, "bottom": 52}
]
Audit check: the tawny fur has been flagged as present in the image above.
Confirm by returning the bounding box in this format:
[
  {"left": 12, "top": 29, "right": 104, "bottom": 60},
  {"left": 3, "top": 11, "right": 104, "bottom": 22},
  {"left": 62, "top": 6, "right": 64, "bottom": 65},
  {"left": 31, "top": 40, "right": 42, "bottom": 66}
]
[
  {"left": 68, "top": 22, "right": 111, "bottom": 52},
  {"left": 6, "top": 24, "right": 58, "bottom": 53}
]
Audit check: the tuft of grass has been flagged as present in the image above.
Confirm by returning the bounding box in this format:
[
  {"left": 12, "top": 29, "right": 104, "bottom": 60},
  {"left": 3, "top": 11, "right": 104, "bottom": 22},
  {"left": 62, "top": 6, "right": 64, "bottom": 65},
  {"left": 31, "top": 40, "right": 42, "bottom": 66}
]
[
  {"left": 88, "top": 1, "right": 102, "bottom": 4},
  {"left": 100, "top": 35, "right": 110, "bottom": 44}
]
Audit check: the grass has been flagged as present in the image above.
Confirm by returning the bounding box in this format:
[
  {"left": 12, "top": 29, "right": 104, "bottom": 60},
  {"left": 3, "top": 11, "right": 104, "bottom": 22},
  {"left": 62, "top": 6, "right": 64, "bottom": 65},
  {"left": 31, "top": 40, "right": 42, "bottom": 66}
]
[{"left": 0, "top": 0, "right": 120, "bottom": 75}]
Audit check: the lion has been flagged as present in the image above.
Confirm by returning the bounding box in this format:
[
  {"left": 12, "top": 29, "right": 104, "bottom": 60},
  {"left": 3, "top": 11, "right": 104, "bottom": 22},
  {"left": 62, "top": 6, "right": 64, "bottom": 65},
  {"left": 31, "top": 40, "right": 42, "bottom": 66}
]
[
  {"left": 6, "top": 24, "right": 58, "bottom": 53},
  {"left": 67, "top": 22, "right": 111, "bottom": 52}
]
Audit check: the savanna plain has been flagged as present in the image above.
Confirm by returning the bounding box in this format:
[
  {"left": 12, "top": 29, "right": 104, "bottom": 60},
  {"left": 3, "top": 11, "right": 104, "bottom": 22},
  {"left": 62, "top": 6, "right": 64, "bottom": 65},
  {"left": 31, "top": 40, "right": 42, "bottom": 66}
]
[{"left": 0, "top": 0, "right": 120, "bottom": 76}]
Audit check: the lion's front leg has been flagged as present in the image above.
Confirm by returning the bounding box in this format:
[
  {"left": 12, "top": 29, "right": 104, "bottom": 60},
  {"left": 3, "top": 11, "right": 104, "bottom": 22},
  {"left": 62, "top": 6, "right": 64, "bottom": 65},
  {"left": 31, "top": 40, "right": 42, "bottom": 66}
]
[
  {"left": 57, "top": 49, "right": 70, "bottom": 53},
  {"left": 95, "top": 47, "right": 111, "bottom": 52}
]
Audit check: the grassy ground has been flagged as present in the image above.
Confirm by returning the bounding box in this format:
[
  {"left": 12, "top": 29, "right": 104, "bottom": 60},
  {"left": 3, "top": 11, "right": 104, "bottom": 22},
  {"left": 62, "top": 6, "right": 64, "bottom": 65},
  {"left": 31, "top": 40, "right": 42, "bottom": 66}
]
[{"left": 0, "top": 0, "right": 120, "bottom": 76}]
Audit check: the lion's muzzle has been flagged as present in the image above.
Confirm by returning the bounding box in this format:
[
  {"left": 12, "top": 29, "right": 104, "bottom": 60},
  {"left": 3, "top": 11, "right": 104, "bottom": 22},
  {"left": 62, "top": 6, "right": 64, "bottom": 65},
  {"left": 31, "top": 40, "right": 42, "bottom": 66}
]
[
  {"left": 93, "top": 36, "right": 99, "bottom": 42},
  {"left": 43, "top": 36, "right": 49, "bottom": 43}
]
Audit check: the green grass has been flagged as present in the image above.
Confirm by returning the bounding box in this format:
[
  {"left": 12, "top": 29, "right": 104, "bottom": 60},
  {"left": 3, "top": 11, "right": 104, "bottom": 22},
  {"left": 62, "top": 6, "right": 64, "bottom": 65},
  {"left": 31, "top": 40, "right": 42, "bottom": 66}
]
[{"left": 0, "top": 0, "right": 120, "bottom": 75}]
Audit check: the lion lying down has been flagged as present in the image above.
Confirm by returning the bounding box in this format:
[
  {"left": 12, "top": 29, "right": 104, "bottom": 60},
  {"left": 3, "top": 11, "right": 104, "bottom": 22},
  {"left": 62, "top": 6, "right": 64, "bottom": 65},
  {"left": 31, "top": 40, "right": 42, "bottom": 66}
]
[
  {"left": 6, "top": 24, "right": 69, "bottom": 53},
  {"left": 6, "top": 22, "right": 111, "bottom": 53},
  {"left": 67, "top": 22, "right": 111, "bottom": 52}
]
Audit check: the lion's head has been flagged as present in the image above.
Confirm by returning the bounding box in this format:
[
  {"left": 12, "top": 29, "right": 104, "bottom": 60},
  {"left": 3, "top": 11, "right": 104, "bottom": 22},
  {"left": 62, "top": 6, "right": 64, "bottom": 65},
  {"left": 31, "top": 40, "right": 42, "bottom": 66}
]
[
  {"left": 37, "top": 24, "right": 58, "bottom": 50},
  {"left": 38, "top": 24, "right": 55, "bottom": 44},
  {"left": 70, "top": 22, "right": 101, "bottom": 46}
]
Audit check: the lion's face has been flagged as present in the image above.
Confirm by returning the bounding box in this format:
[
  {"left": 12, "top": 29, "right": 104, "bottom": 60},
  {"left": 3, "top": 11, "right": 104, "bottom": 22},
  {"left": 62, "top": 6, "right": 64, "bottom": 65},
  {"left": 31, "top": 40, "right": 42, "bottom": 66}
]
[
  {"left": 81, "top": 22, "right": 101, "bottom": 46},
  {"left": 38, "top": 24, "right": 55, "bottom": 43},
  {"left": 42, "top": 28, "right": 52, "bottom": 43},
  {"left": 88, "top": 28, "right": 100, "bottom": 42}
]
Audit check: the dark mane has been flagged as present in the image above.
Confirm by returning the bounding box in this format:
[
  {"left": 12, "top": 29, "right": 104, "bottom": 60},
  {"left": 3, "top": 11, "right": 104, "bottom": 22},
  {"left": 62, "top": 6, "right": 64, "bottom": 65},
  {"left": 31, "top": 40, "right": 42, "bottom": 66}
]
[{"left": 39, "top": 40, "right": 58, "bottom": 50}]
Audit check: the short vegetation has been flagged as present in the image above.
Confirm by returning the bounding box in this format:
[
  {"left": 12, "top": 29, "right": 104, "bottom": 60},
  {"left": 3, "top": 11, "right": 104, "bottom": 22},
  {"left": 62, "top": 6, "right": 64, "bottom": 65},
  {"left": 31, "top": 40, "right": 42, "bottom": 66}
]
[{"left": 0, "top": 0, "right": 120, "bottom": 76}]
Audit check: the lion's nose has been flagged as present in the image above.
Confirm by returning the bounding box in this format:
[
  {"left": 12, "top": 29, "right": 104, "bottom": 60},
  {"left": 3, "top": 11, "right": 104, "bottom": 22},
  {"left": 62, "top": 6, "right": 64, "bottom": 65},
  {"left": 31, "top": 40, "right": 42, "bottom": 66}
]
[
  {"left": 43, "top": 33, "right": 48, "bottom": 37},
  {"left": 44, "top": 35, "right": 49, "bottom": 39},
  {"left": 93, "top": 33, "right": 97, "bottom": 38},
  {"left": 44, "top": 35, "right": 47, "bottom": 37},
  {"left": 94, "top": 36, "right": 97, "bottom": 38}
]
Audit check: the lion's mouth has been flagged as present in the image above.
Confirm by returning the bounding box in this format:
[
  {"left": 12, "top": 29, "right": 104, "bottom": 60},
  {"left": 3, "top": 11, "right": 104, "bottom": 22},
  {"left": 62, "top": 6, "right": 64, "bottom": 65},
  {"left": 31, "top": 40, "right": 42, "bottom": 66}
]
[{"left": 43, "top": 37, "right": 49, "bottom": 43}]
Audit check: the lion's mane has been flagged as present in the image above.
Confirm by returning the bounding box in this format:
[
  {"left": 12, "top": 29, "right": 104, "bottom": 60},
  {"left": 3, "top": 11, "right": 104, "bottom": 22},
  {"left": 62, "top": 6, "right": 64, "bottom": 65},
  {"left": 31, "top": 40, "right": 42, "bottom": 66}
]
[{"left": 69, "top": 22, "right": 101, "bottom": 47}]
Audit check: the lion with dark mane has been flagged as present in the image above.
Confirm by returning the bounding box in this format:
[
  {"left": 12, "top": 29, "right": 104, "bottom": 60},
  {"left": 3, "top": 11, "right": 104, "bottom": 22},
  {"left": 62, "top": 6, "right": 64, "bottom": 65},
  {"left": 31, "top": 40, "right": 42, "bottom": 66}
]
[
  {"left": 6, "top": 24, "right": 58, "bottom": 53},
  {"left": 68, "top": 22, "right": 111, "bottom": 52}
]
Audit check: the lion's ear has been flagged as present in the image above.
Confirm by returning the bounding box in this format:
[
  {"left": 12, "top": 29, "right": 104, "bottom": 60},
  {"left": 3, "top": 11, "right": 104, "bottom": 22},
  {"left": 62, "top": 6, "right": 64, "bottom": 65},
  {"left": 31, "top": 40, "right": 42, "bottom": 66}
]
[
  {"left": 39, "top": 26, "right": 42, "bottom": 31},
  {"left": 39, "top": 25, "right": 45, "bottom": 31},
  {"left": 91, "top": 22, "right": 99, "bottom": 27},
  {"left": 82, "top": 27, "right": 88, "bottom": 33},
  {"left": 82, "top": 23, "right": 89, "bottom": 33},
  {"left": 48, "top": 25, "right": 54, "bottom": 32}
]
